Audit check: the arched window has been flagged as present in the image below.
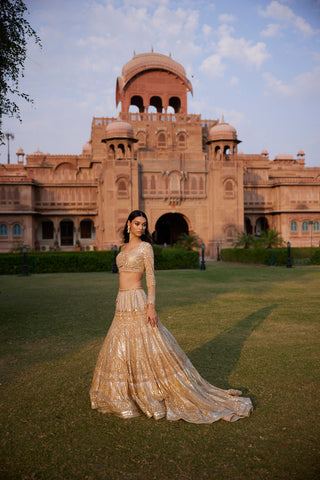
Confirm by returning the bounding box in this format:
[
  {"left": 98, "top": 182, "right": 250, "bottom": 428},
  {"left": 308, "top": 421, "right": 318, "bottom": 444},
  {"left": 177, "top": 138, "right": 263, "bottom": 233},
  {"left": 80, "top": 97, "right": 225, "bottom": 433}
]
[
  {"left": 177, "top": 133, "right": 186, "bottom": 148},
  {"left": 158, "top": 132, "right": 166, "bottom": 148},
  {"left": 117, "top": 179, "right": 128, "bottom": 198},
  {"left": 42, "top": 221, "right": 54, "bottom": 239},
  {"left": 256, "top": 217, "right": 269, "bottom": 234},
  {"left": 136, "top": 132, "right": 146, "bottom": 147},
  {"left": 225, "top": 180, "right": 233, "bottom": 192},
  {"left": 224, "top": 146, "right": 231, "bottom": 160},
  {"left": 0, "top": 224, "right": 9, "bottom": 236},
  {"left": 80, "top": 219, "right": 94, "bottom": 239},
  {"left": 302, "top": 221, "right": 309, "bottom": 232},
  {"left": 215, "top": 146, "right": 221, "bottom": 161},
  {"left": 108, "top": 144, "right": 115, "bottom": 160},
  {"left": 117, "top": 144, "right": 125, "bottom": 159},
  {"left": 169, "top": 96, "right": 181, "bottom": 113},
  {"left": 12, "top": 224, "right": 22, "bottom": 236},
  {"left": 130, "top": 95, "right": 144, "bottom": 113},
  {"left": 1, "top": 188, "right": 5, "bottom": 202},
  {"left": 290, "top": 221, "right": 298, "bottom": 232},
  {"left": 225, "top": 225, "right": 236, "bottom": 239},
  {"left": 150, "top": 96, "right": 163, "bottom": 113},
  {"left": 199, "top": 177, "right": 204, "bottom": 191},
  {"left": 313, "top": 221, "right": 320, "bottom": 231},
  {"left": 224, "top": 179, "right": 234, "bottom": 198}
]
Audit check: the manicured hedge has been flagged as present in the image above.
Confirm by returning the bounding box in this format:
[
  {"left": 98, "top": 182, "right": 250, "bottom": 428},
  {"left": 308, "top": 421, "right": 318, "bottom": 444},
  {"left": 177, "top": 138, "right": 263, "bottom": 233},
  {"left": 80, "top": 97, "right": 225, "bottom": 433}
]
[
  {"left": 154, "top": 247, "right": 199, "bottom": 270},
  {"left": 0, "top": 247, "right": 199, "bottom": 275},
  {"left": 0, "top": 251, "right": 116, "bottom": 275},
  {"left": 221, "top": 247, "right": 320, "bottom": 266}
]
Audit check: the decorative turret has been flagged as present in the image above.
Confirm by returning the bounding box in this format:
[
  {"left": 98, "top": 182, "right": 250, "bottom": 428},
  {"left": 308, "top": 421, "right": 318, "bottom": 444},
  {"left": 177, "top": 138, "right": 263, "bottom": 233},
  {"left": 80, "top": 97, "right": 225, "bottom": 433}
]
[
  {"left": 82, "top": 141, "right": 92, "bottom": 155},
  {"left": 207, "top": 116, "right": 241, "bottom": 161},
  {"left": 103, "top": 119, "right": 136, "bottom": 141},
  {"left": 16, "top": 147, "right": 25, "bottom": 164}
]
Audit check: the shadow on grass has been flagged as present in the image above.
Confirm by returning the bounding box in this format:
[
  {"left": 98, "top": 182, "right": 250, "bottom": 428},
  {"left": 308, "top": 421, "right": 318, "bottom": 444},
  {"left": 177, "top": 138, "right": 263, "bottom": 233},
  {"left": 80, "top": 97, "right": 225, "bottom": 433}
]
[{"left": 188, "top": 304, "right": 277, "bottom": 402}]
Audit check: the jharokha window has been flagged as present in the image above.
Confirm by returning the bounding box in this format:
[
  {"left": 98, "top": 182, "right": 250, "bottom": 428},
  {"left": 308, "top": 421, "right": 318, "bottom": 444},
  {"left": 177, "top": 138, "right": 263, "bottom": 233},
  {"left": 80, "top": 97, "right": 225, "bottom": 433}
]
[
  {"left": 158, "top": 132, "right": 166, "bottom": 148},
  {"left": 117, "top": 179, "right": 128, "bottom": 197},
  {"left": 224, "top": 180, "right": 235, "bottom": 198},
  {"left": 178, "top": 133, "right": 186, "bottom": 148}
]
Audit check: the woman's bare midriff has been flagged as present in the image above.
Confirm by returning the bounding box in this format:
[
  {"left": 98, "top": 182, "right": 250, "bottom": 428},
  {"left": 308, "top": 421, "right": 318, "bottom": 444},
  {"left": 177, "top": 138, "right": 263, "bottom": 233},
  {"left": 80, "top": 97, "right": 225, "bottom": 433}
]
[{"left": 119, "top": 271, "right": 143, "bottom": 290}]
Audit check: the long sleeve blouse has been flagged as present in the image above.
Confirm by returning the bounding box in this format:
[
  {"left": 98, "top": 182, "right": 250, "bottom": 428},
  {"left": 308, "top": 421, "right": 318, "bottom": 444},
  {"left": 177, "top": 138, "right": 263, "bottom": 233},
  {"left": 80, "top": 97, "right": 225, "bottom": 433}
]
[{"left": 116, "top": 241, "right": 156, "bottom": 305}]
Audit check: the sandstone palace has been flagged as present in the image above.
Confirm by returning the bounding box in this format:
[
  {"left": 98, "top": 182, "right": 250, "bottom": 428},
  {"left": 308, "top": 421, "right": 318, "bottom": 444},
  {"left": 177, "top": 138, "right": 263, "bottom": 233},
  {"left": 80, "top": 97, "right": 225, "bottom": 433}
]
[{"left": 1, "top": 52, "right": 320, "bottom": 256}]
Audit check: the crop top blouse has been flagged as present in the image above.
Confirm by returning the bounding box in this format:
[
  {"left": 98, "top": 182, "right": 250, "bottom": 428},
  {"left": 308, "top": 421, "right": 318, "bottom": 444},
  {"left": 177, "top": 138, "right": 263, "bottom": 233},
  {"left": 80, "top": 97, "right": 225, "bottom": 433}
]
[{"left": 116, "top": 241, "right": 156, "bottom": 305}]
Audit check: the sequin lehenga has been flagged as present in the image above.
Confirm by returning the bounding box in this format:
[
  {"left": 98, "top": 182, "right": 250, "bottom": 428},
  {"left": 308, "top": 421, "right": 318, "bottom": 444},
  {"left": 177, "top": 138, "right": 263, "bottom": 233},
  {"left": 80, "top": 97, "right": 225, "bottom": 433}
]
[{"left": 90, "top": 242, "right": 253, "bottom": 424}]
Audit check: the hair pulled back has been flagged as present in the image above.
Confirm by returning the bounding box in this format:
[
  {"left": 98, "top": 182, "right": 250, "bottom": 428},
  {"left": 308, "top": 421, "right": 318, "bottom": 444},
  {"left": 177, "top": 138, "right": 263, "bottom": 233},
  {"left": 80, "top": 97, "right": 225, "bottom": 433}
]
[{"left": 122, "top": 210, "right": 152, "bottom": 244}]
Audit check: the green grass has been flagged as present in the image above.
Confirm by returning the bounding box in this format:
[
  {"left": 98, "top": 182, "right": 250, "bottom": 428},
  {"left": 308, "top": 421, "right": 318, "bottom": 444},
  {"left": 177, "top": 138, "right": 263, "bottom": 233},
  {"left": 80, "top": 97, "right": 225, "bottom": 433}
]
[{"left": 1, "top": 263, "right": 319, "bottom": 480}]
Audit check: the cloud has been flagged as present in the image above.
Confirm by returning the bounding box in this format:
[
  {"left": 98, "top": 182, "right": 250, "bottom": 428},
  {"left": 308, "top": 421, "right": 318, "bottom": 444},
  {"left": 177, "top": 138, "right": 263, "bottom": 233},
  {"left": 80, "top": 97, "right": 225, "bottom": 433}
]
[
  {"left": 213, "top": 107, "right": 247, "bottom": 129},
  {"left": 261, "top": 23, "right": 281, "bottom": 37},
  {"left": 229, "top": 76, "right": 239, "bottom": 86},
  {"left": 259, "top": 1, "right": 316, "bottom": 36},
  {"left": 218, "top": 13, "right": 236, "bottom": 23},
  {"left": 200, "top": 23, "right": 270, "bottom": 78},
  {"left": 202, "top": 24, "right": 212, "bottom": 36},
  {"left": 263, "top": 66, "right": 320, "bottom": 99},
  {"left": 199, "top": 54, "right": 225, "bottom": 78},
  {"left": 217, "top": 25, "right": 270, "bottom": 68}
]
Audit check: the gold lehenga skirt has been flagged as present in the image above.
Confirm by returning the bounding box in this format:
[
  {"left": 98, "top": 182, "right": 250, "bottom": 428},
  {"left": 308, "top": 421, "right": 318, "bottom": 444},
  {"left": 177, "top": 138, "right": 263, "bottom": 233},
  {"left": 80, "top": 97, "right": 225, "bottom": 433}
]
[{"left": 90, "top": 288, "right": 253, "bottom": 424}]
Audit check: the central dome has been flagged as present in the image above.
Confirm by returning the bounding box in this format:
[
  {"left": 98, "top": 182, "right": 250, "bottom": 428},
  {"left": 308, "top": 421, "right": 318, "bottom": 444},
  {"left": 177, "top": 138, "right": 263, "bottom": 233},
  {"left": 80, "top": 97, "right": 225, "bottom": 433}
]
[
  {"left": 122, "top": 52, "right": 189, "bottom": 85},
  {"left": 116, "top": 52, "right": 193, "bottom": 107}
]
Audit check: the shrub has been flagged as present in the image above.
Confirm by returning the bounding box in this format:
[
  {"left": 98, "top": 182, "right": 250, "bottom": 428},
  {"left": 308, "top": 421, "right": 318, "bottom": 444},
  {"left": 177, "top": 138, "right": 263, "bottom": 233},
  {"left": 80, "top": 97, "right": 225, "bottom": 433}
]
[
  {"left": 0, "top": 247, "right": 199, "bottom": 275},
  {"left": 154, "top": 247, "right": 199, "bottom": 270},
  {"left": 0, "top": 251, "right": 115, "bottom": 275},
  {"left": 221, "top": 247, "right": 320, "bottom": 266}
]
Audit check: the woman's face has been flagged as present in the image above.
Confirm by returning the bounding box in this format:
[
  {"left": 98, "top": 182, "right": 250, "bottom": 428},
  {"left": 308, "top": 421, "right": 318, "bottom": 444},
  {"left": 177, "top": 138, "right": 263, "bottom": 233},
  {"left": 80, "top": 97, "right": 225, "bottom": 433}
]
[{"left": 128, "top": 216, "right": 147, "bottom": 238}]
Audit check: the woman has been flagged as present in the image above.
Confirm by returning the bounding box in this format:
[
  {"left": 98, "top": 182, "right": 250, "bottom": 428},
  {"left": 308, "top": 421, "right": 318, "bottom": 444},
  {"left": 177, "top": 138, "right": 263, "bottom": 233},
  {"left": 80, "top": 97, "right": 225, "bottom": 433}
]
[{"left": 90, "top": 210, "right": 253, "bottom": 423}]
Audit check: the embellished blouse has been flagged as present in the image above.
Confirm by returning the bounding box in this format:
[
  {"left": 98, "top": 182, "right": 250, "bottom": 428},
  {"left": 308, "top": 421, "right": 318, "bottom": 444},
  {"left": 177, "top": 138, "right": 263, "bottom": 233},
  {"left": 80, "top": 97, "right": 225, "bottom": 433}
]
[{"left": 116, "top": 241, "right": 156, "bottom": 304}]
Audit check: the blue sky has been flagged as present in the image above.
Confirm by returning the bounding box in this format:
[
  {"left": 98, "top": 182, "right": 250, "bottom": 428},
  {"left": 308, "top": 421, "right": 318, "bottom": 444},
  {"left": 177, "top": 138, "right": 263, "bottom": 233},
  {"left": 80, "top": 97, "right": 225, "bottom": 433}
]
[{"left": 1, "top": 0, "right": 320, "bottom": 166}]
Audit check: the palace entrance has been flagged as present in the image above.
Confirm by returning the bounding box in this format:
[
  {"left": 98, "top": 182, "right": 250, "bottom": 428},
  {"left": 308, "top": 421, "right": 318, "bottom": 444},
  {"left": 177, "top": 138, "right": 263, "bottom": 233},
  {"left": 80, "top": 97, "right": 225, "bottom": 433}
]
[{"left": 155, "top": 213, "right": 188, "bottom": 245}]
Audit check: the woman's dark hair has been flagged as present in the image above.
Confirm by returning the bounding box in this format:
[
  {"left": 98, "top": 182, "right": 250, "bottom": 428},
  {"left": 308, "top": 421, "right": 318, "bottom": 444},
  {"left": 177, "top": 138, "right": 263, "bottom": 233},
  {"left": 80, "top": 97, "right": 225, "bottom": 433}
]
[{"left": 122, "top": 210, "right": 152, "bottom": 244}]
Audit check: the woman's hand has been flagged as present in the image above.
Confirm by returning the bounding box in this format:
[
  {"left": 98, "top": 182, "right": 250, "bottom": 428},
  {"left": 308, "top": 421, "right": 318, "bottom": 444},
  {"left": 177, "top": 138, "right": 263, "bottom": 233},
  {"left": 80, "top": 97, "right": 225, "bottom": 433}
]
[{"left": 147, "top": 304, "right": 158, "bottom": 327}]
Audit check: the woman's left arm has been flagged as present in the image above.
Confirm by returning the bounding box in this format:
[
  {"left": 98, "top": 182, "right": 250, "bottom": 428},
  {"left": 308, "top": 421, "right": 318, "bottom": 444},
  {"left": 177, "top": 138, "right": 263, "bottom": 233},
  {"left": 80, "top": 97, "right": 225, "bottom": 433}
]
[{"left": 142, "top": 243, "right": 158, "bottom": 327}]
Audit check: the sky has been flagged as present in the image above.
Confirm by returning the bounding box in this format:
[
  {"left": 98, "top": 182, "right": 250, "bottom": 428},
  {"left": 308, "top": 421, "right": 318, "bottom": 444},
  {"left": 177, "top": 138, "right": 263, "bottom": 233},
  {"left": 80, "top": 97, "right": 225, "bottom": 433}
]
[{"left": 1, "top": 0, "right": 320, "bottom": 167}]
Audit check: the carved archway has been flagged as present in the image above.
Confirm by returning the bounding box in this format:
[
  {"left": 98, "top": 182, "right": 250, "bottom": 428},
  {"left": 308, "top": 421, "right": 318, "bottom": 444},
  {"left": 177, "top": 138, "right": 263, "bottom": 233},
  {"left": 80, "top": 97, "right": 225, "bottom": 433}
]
[{"left": 155, "top": 213, "right": 188, "bottom": 245}]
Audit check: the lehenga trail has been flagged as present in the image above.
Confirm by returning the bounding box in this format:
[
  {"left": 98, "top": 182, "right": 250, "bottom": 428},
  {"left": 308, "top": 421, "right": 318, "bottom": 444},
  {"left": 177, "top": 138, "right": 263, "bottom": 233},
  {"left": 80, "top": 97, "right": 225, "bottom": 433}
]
[{"left": 90, "top": 242, "right": 253, "bottom": 424}]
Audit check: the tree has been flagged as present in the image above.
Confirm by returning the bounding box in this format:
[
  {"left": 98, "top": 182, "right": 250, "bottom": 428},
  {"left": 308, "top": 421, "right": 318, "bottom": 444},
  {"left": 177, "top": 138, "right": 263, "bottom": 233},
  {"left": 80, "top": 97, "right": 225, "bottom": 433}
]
[
  {"left": 260, "top": 229, "right": 284, "bottom": 248},
  {"left": 176, "top": 233, "right": 202, "bottom": 251},
  {"left": 0, "top": 0, "right": 41, "bottom": 140},
  {"left": 233, "top": 231, "right": 253, "bottom": 249}
]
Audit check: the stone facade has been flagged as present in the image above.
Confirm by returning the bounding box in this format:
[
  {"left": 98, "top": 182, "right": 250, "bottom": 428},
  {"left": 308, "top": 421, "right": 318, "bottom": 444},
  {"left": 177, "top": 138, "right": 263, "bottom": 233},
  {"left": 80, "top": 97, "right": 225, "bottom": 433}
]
[{"left": 1, "top": 52, "right": 320, "bottom": 255}]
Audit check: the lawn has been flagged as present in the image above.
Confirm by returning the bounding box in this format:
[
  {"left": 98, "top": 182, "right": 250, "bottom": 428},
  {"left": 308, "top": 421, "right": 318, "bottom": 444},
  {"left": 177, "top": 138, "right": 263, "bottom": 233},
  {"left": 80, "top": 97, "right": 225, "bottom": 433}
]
[{"left": 0, "top": 263, "right": 319, "bottom": 480}]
